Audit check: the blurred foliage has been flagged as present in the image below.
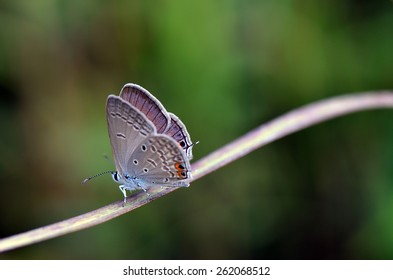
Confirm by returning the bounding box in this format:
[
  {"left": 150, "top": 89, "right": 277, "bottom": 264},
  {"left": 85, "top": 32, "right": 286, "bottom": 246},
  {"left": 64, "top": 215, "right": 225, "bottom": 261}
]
[{"left": 1, "top": 0, "right": 393, "bottom": 259}]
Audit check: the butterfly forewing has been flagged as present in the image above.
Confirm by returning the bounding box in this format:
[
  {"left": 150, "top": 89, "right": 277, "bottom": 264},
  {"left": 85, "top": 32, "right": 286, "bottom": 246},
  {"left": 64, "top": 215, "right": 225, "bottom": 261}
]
[
  {"left": 120, "top": 83, "right": 194, "bottom": 159},
  {"left": 106, "top": 95, "right": 156, "bottom": 175},
  {"left": 120, "top": 84, "right": 170, "bottom": 133}
]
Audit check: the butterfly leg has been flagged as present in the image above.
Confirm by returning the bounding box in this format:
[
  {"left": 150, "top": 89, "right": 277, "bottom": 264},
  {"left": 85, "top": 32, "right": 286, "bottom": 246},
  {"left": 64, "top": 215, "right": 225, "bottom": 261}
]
[{"left": 119, "top": 185, "right": 128, "bottom": 207}]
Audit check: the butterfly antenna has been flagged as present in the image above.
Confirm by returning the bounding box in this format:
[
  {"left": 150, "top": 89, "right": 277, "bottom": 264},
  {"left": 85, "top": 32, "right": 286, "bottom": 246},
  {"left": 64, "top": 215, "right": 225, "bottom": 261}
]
[{"left": 81, "top": 170, "right": 116, "bottom": 184}]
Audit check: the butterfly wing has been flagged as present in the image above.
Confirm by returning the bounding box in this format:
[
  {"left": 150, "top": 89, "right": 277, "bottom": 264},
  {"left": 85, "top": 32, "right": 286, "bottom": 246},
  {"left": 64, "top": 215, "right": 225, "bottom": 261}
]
[
  {"left": 106, "top": 95, "right": 156, "bottom": 175},
  {"left": 120, "top": 83, "right": 194, "bottom": 159},
  {"left": 126, "top": 134, "right": 191, "bottom": 188},
  {"left": 119, "top": 83, "right": 171, "bottom": 133},
  {"left": 166, "top": 113, "right": 194, "bottom": 160}
]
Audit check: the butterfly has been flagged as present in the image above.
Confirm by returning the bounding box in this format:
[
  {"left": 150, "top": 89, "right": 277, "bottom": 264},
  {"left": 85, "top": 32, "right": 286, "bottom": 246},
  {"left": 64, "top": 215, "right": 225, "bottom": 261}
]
[{"left": 84, "top": 84, "right": 194, "bottom": 205}]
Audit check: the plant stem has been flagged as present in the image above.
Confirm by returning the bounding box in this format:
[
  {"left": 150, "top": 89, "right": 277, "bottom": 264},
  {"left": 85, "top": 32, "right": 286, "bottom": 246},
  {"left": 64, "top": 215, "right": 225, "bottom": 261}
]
[{"left": 1, "top": 91, "right": 393, "bottom": 253}]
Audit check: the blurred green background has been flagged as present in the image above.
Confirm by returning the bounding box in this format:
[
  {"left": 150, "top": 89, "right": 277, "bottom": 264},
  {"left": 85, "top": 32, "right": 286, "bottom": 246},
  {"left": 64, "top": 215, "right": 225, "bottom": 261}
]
[{"left": 1, "top": 0, "right": 393, "bottom": 259}]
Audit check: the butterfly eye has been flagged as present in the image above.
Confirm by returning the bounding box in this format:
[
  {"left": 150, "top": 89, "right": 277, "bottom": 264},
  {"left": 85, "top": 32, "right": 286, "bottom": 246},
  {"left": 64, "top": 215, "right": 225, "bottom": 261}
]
[{"left": 112, "top": 172, "right": 119, "bottom": 182}]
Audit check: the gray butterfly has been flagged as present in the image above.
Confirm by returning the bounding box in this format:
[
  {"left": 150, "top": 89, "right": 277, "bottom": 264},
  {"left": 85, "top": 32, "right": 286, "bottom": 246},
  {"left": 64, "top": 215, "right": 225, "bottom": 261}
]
[{"left": 105, "top": 84, "right": 193, "bottom": 205}]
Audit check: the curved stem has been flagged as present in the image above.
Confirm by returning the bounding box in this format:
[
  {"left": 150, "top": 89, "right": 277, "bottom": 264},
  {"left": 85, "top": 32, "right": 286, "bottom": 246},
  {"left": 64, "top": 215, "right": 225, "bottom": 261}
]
[
  {"left": 191, "top": 92, "right": 393, "bottom": 180},
  {"left": 1, "top": 91, "right": 393, "bottom": 253}
]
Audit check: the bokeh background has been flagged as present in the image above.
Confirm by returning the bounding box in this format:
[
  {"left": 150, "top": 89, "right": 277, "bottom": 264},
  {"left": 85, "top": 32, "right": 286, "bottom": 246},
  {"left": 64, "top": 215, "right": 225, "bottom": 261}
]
[{"left": 1, "top": 1, "right": 393, "bottom": 259}]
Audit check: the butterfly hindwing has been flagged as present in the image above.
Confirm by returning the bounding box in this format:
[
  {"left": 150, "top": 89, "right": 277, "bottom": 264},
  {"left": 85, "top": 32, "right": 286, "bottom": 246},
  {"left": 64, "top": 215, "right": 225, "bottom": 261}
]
[
  {"left": 126, "top": 134, "right": 191, "bottom": 188},
  {"left": 166, "top": 113, "right": 194, "bottom": 160}
]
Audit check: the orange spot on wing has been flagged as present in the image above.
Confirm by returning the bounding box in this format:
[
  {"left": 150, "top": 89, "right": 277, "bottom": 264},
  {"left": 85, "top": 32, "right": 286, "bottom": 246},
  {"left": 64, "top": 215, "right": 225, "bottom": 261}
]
[{"left": 175, "top": 162, "right": 187, "bottom": 179}]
